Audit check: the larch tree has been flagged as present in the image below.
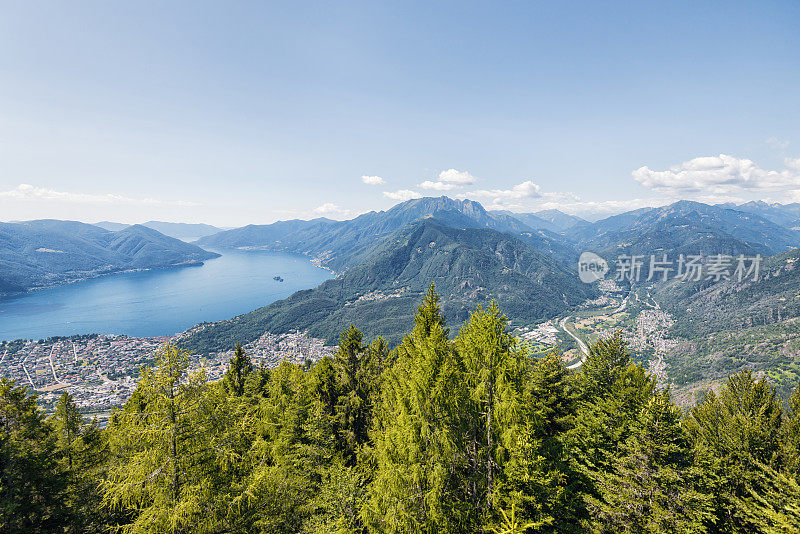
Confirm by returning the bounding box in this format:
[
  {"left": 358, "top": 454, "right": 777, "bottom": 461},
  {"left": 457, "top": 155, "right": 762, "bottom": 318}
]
[
  {"left": 102, "top": 345, "right": 231, "bottom": 533},
  {"left": 365, "top": 284, "right": 472, "bottom": 533}
]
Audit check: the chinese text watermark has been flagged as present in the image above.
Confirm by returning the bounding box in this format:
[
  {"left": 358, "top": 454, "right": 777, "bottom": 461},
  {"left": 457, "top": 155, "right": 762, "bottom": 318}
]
[{"left": 578, "top": 253, "right": 761, "bottom": 283}]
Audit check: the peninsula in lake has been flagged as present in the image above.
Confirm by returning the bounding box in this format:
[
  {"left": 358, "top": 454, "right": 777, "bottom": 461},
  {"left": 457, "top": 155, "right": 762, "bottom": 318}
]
[{"left": 0, "top": 219, "right": 220, "bottom": 297}]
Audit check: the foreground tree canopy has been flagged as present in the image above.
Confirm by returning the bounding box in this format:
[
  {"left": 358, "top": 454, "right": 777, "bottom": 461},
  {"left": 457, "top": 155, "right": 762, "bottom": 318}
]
[{"left": 3, "top": 284, "right": 800, "bottom": 533}]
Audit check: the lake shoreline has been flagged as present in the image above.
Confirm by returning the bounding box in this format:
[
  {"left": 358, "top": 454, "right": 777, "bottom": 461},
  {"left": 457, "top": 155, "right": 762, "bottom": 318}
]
[{"left": 0, "top": 250, "right": 332, "bottom": 342}]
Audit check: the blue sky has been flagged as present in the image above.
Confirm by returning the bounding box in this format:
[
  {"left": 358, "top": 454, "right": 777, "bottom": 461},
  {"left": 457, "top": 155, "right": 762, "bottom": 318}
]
[{"left": 1, "top": 0, "right": 799, "bottom": 225}]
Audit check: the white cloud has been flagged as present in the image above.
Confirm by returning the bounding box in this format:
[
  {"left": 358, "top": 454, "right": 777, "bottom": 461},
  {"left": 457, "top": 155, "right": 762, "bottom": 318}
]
[
  {"left": 533, "top": 197, "right": 671, "bottom": 219},
  {"left": 785, "top": 157, "right": 800, "bottom": 172},
  {"left": 632, "top": 154, "right": 800, "bottom": 196},
  {"left": 437, "top": 169, "right": 476, "bottom": 185},
  {"left": 0, "top": 183, "right": 199, "bottom": 206},
  {"left": 419, "top": 180, "right": 460, "bottom": 191},
  {"left": 766, "top": 137, "right": 790, "bottom": 150},
  {"left": 383, "top": 189, "right": 422, "bottom": 201},
  {"left": 361, "top": 175, "right": 385, "bottom": 185},
  {"left": 466, "top": 180, "right": 542, "bottom": 201},
  {"left": 312, "top": 202, "right": 351, "bottom": 218},
  {"left": 418, "top": 168, "right": 476, "bottom": 191}
]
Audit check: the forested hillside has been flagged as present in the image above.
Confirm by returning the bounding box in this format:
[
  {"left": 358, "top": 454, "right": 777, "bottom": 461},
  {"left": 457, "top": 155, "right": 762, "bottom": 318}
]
[
  {"left": 718, "top": 201, "right": 800, "bottom": 230},
  {"left": 567, "top": 200, "right": 800, "bottom": 255},
  {"left": 197, "top": 197, "right": 578, "bottom": 270},
  {"left": 184, "top": 219, "right": 593, "bottom": 352},
  {"left": 4, "top": 289, "right": 800, "bottom": 533},
  {"left": 0, "top": 220, "right": 220, "bottom": 295},
  {"left": 653, "top": 247, "right": 800, "bottom": 395}
]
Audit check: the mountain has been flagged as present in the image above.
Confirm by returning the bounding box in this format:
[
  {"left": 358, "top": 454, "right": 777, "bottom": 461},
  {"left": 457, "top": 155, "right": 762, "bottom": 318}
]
[
  {"left": 651, "top": 248, "right": 800, "bottom": 396},
  {"left": 94, "top": 220, "right": 224, "bottom": 241},
  {"left": 490, "top": 210, "right": 559, "bottom": 232},
  {"left": 584, "top": 215, "right": 770, "bottom": 260},
  {"left": 491, "top": 209, "right": 590, "bottom": 234},
  {"left": 184, "top": 219, "right": 595, "bottom": 352},
  {"left": 0, "top": 220, "right": 220, "bottom": 295},
  {"left": 141, "top": 221, "right": 224, "bottom": 241},
  {"left": 568, "top": 200, "right": 800, "bottom": 257},
  {"left": 533, "top": 209, "right": 590, "bottom": 231},
  {"left": 94, "top": 221, "right": 129, "bottom": 232},
  {"left": 197, "top": 196, "right": 579, "bottom": 270},
  {"left": 718, "top": 201, "right": 800, "bottom": 231}
]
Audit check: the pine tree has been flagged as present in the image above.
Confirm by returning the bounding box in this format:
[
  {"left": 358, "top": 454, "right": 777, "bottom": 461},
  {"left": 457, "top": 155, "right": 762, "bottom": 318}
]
[
  {"left": 687, "top": 370, "right": 791, "bottom": 532},
  {"left": 334, "top": 326, "right": 372, "bottom": 463},
  {"left": 455, "top": 302, "right": 526, "bottom": 521},
  {"left": 571, "top": 334, "right": 655, "bottom": 476},
  {"left": 228, "top": 361, "right": 315, "bottom": 532},
  {"left": 50, "top": 392, "right": 110, "bottom": 532},
  {"left": 784, "top": 384, "right": 800, "bottom": 475},
  {"left": 223, "top": 343, "right": 253, "bottom": 396},
  {"left": 585, "top": 388, "right": 711, "bottom": 532},
  {"left": 102, "top": 345, "right": 233, "bottom": 533},
  {"left": 365, "top": 284, "right": 472, "bottom": 533},
  {"left": 52, "top": 392, "right": 82, "bottom": 473},
  {"left": 495, "top": 350, "right": 586, "bottom": 532},
  {"left": 0, "top": 379, "right": 66, "bottom": 532}
]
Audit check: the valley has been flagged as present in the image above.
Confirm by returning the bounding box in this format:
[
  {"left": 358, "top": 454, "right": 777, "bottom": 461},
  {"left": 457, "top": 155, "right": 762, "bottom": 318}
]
[{"left": 4, "top": 196, "right": 800, "bottom": 411}]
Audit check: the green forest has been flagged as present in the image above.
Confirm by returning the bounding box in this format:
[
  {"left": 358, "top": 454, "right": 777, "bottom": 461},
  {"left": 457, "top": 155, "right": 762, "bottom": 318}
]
[{"left": 3, "top": 285, "right": 800, "bottom": 533}]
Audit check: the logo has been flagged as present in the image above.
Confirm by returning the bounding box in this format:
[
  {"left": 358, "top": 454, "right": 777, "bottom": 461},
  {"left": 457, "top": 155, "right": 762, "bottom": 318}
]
[{"left": 578, "top": 252, "right": 609, "bottom": 283}]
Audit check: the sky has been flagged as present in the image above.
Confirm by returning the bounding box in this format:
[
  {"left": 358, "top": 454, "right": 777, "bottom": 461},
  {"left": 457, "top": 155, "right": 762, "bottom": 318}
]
[{"left": 1, "top": 0, "right": 799, "bottom": 226}]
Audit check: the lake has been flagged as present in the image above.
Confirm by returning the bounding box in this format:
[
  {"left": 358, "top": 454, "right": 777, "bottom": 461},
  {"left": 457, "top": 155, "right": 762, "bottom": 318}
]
[{"left": 0, "top": 250, "right": 333, "bottom": 341}]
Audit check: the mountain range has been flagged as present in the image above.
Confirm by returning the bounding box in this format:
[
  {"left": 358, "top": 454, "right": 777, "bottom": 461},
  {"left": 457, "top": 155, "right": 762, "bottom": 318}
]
[
  {"left": 7, "top": 196, "right": 800, "bottom": 397},
  {"left": 0, "top": 220, "right": 219, "bottom": 295},
  {"left": 717, "top": 201, "right": 800, "bottom": 231},
  {"left": 646, "top": 246, "right": 800, "bottom": 397},
  {"left": 94, "top": 220, "right": 224, "bottom": 241},
  {"left": 185, "top": 218, "right": 594, "bottom": 351},
  {"left": 553, "top": 201, "right": 800, "bottom": 270},
  {"left": 196, "top": 196, "right": 579, "bottom": 270},
  {"left": 184, "top": 197, "right": 800, "bottom": 391}
]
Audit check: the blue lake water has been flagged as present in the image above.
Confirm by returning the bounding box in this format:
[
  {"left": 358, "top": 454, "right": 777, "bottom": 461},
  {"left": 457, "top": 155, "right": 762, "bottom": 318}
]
[{"left": 0, "top": 250, "right": 333, "bottom": 341}]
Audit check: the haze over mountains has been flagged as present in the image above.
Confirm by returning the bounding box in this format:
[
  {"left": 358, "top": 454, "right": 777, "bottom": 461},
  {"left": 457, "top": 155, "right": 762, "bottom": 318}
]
[
  {"left": 0, "top": 220, "right": 219, "bottom": 295},
  {"left": 182, "top": 196, "right": 800, "bottom": 356},
  {"left": 6, "top": 196, "right": 800, "bottom": 361},
  {"left": 196, "top": 197, "right": 580, "bottom": 270},
  {"left": 187, "top": 218, "right": 595, "bottom": 350},
  {"left": 94, "top": 220, "right": 224, "bottom": 241},
  {"left": 716, "top": 201, "right": 800, "bottom": 231},
  {"left": 5, "top": 194, "right": 800, "bottom": 402},
  {"left": 197, "top": 196, "right": 800, "bottom": 270}
]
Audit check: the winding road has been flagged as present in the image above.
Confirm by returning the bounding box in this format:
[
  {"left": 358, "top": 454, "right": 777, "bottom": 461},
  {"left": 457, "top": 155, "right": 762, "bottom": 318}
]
[
  {"left": 561, "top": 316, "right": 589, "bottom": 369},
  {"left": 560, "top": 291, "right": 631, "bottom": 369}
]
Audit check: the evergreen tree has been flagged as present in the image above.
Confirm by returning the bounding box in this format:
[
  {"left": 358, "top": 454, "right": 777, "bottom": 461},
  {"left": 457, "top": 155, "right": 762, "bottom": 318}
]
[
  {"left": 334, "top": 325, "right": 372, "bottom": 464},
  {"left": 50, "top": 392, "right": 110, "bottom": 533},
  {"left": 229, "top": 361, "right": 315, "bottom": 533},
  {"left": 496, "top": 350, "right": 586, "bottom": 532},
  {"left": 0, "top": 379, "right": 66, "bottom": 533},
  {"left": 455, "top": 302, "right": 526, "bottom": 522},
  {"left": 585, "top": 389, "right": 711, "bottom": 532},
  {"left": 687, "top": 370, "right": 791, "bottom": 532},
  {"left": 102, "top": 345, "right": 235, "bottom": 533},
  {"left": 223, "top": 343, "right": 253, "bottom": 396},
  {"left": 366, "top": 285, "right": 472, "bottom": 533},
  {"left": 52, "top": 392, "right": 82, "bottom": 473},
  {"left": 571, "top": 334, "right": 655, "bottom": 476},
  {"left": 784, "top": 384, "right": 800, "bottom": 475},
  {"left": 11, "top": 289, "right": 800, "bottom": 533}
]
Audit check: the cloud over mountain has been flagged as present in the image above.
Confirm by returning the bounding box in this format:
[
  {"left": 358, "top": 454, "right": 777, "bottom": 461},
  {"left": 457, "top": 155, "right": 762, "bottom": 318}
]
[
  {"left": 632, "top": 154, "right": 800, "bottom": 196},
  {"left": 419, "top": 169, "right": 476, "bottom": 191},
  {"left": 0, "top": 184, "right": 199, "bottom": 207},
  {"left": 383, "top": 189, "right": 422, "bottom": 201},
  {"left": 361, "top": 175, "right": 385, "bottom": 185}
]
